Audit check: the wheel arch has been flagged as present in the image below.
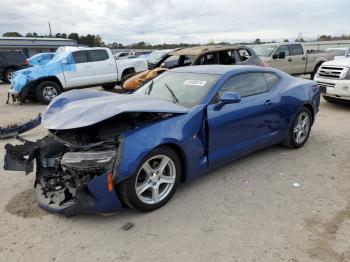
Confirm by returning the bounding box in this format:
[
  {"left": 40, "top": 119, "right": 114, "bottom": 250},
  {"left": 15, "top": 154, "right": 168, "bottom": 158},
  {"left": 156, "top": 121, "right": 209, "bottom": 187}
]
[
  {"left": 34, "top": 76, "right": 63, "bottom": 91},
  {"left": 158, "top": 143, "right": 188, "bottom": 183}
]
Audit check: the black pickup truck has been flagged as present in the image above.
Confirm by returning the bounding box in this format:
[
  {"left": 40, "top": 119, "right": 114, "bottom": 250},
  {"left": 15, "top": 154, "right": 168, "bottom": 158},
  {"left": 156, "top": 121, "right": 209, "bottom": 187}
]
[{"left": 0, "top": 50, "right": 28, "bottom": 83}]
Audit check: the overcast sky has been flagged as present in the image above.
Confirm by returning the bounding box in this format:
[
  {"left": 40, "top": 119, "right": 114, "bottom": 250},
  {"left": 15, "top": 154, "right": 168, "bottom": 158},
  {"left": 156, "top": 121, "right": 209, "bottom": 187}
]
[{"left": 0, "top": 0, "right": 349, "bottom": 44}]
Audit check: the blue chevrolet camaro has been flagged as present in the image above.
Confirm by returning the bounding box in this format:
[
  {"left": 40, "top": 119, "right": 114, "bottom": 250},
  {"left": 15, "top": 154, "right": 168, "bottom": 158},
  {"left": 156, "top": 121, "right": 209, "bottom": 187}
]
[{"left": 4, "top": 65, "right": 320, "bottom": 216}]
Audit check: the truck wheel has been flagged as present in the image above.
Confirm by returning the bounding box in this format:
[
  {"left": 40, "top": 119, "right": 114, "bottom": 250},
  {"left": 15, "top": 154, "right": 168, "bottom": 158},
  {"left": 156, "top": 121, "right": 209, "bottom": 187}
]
[
  {"left": 311, "top": 64, "right": 321, "bottom": 79},
  {"left": 4, "top": 69, "right": 15, "bottom": 83},
  {"left": 35, "top": 81, "right": 61, "bottom": 104},
  {"left": 101, "top": 84, "right": 115, "bottom": 90}
]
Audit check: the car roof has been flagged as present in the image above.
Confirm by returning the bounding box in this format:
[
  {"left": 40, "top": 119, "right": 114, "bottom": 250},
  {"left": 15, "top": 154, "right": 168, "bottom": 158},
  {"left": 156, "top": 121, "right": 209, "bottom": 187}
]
[
  {"left": 170, "top": 65, "right": 273, "bottom": 75},
  {"left": 172, "top": 45, "right": 244, "bottom": 56}
]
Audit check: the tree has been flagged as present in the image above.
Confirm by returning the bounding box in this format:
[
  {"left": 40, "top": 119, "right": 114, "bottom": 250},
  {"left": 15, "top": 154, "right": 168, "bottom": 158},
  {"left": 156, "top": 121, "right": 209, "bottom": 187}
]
[
  {"left": 68, "top": 33, "right": 80, "bottom": 42},
  {"left": 283, "top": 39, "right": 289, "bottom": 42},
  {"left": 254, "top": 38, "right": 261, "bottom": 44},
  {"left": 3, "top": 32, "right": 22, "bottom": 37}
]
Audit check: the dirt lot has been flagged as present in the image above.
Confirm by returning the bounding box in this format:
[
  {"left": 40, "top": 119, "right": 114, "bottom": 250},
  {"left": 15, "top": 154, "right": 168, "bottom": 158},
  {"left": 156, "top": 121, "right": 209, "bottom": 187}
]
[{"left": 0, "top": 82, "right": 349, "bottom": 262}]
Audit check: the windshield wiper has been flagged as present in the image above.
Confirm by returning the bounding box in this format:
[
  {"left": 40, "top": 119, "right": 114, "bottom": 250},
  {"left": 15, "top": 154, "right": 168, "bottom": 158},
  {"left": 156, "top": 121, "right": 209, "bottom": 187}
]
[
  {"left": 146, "top": 81, "right": 154, "bottom": 95},
  {"left": 164, "top": 83, "right": 179, "bottom": 104}
]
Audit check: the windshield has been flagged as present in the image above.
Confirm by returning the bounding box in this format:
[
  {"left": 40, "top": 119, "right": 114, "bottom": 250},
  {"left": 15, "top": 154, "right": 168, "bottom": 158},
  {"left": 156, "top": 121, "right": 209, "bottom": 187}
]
[
  {"left": 134, "top": 71, "right": 219, "bottom": 108},
  {"left": 253, "top": 45, "right": 277, "bottom": 57},
  {"left": 327, "top": 48, "right": 346, "bottom": 56},
  {"left": 147, "top": 50, "right": 172, "bottom": 63}
]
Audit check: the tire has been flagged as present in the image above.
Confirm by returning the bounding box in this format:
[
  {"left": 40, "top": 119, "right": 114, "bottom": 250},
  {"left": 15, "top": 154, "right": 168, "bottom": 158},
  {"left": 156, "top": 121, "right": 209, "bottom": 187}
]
[
  {"left": 311, "top": 64, "right": 321, "bottom": 79},
  {"left": 35, "top": 81, "right": 61, "bottom": 105},
  {"left": 101, "top": 84, "right": 115, "bottom": 90},
  {"left": 282, "top": 107, "right": 312, "bottom": 149},
  {"left": 3, "top": 68, "right": 15, "bottom": 83},
  {"left": 118, "top": 146, "right": 181, "bottom": 212}
]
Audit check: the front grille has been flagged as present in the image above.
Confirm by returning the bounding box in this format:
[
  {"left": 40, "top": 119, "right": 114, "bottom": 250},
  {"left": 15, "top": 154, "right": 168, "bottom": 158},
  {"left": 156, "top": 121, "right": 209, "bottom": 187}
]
[{"left": 317, "top": 66, "right": 347, "bottom": 79}]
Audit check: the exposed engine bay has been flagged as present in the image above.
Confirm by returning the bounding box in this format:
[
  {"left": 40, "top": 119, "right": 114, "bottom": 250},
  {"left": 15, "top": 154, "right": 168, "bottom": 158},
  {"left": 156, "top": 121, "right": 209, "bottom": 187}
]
[{"left": 4, "top": 112, "right": 171, "bottom": 216}]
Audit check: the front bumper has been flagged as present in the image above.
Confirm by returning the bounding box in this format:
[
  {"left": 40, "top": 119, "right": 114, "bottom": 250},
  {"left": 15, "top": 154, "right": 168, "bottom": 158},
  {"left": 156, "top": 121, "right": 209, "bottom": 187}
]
[
  {"left": 315, "top": 77, "right": 350, "bottom": 101},
  {"left": 4, "top": 137, "right": 123, "bottom": 216},
  {"left": 36, "top": 172, "right": 123, "bottom": 217}
]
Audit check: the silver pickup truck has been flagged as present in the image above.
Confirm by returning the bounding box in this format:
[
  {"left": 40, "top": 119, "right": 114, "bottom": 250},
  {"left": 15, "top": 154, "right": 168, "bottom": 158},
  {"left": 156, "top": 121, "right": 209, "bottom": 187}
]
[{"left": 253, "top": 43, "right": 334, "bottom": 78}]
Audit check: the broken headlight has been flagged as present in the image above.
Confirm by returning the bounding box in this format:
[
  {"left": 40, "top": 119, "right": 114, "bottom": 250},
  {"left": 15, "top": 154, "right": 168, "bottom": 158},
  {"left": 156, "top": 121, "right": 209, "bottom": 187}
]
[{"left": 61, "top": 151, "right": 117, "bottom": 170}]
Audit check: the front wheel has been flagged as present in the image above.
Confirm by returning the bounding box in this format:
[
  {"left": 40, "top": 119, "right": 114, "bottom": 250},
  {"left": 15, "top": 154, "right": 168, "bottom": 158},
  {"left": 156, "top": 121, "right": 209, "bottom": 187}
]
[
  {"left": 35, "top": 81, "right": 61, "bottom": 104},
  {"left": 282, "top": 107, "right": 312, "bottom": 148},
  {"left": 118, "top": 146, "right": 181, "bottom": 212}
]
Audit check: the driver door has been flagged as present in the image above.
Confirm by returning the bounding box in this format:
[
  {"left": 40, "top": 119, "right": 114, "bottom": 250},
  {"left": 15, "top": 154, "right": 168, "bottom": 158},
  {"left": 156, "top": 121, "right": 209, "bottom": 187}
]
[
  {"left": 268, "top": 45, "right": 292, "bottom": 74},
  {"left": 207, "top": 72, "right": 282, "bottom": 167}
]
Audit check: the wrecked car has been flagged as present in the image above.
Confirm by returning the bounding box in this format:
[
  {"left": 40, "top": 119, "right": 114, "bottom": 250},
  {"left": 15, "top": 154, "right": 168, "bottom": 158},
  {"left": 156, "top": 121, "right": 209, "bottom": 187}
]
[
  {"left": 4, "top": 65, "right": 320, "bottom": 216},
  {"left": 8, "top": 46, "right": 147, "bottom": 104},
  {"left": 27, "top": 52, "right": 55, "bottom": 67}
]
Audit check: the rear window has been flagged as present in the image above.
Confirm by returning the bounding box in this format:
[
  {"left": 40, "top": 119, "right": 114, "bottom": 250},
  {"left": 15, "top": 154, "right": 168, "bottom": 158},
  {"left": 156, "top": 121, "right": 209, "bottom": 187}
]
[
  {"left": 289, "top": 45, "right": 303, "bottom": 56},
  {"left": 89, "top": 50, "right": 109, "bottom": 62},
  {"left": 72, "top": 51, "right": 89, "bottom": 64},
  {"left": 1, "top": 51, "right": 26, "bottom": 64}
]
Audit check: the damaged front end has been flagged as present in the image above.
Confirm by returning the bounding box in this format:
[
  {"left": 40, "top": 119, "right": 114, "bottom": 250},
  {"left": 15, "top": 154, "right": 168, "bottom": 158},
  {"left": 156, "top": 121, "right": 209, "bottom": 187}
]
[
  {"left": 4, "top": 134, "right": 121, "bottom": 216},
  {"left": 3, "top": 111, "right": 174, "bottom": 216}
]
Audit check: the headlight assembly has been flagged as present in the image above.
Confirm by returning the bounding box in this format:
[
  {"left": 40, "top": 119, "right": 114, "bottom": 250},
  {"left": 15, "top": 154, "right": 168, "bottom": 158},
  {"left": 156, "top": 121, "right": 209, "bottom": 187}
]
[{"left": 61, "top": 151, "right": 117, "bottom": 169}]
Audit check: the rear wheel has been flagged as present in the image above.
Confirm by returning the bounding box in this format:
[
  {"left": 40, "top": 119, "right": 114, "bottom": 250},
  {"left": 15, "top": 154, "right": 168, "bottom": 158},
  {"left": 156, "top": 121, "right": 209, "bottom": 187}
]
[
  {"left": 4, "top": 68, "right": 15, "bottom": 83},
  {"left": 118, "top": 146, "right": 181, "bottom": 212},
  {"left": 35, "top": 81, "right": 61, "bottom": 104},
  {"left": 282, "top": 107, "right": 312, "bottom": 148}
]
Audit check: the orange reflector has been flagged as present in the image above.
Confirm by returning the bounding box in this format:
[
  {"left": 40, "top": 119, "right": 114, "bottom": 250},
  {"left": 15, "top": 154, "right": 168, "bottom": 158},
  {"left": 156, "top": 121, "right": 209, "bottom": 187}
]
[{"left": 107, "top": 173, "right": 113, "bottom": 192}]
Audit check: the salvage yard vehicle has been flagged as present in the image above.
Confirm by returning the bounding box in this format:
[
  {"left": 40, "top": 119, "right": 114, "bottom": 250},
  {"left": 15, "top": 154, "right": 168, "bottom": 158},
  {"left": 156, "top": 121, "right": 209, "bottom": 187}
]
[
  {"left": 3, "top": 65, "right": 320, "bottom": 216},
  {"left": 253, "top": 43, "right": 334, "bottom": 78},
  {"left": 161, "top": 45, "right": 265, "bottom": 69},
  {"left": 0, "top": 50, "right": 28, "bottom": 83},
  {"left": 8, "top": 46, "right": 148, "bottom": 104},
  {"left": 314, "top": 58, "right": 350, "bottom": 103},
  {"left": 122, "top": 45, "right": 264, "bottom": 90},
  {"left": 27, "top": 52, "right": 55, "bottom": 66}
]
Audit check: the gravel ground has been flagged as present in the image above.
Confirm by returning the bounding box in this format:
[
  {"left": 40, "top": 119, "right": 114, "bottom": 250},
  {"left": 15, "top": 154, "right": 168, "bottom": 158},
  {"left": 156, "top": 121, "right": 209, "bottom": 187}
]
[{"left": 0, "top": 82, "right": 349, "bottom": 262}]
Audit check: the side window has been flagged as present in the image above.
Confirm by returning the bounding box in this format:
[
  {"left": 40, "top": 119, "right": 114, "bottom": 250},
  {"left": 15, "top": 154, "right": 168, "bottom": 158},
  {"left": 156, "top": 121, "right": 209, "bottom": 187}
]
[
  {"left": 264, "top": 73, "right": 279, "bottom": 90},
  {"left": 238, "top": 49, "right": 251, "bottom": 62},
  {"left": 219, "top": 51, "right": 236, "bottom": 65},
  {"left": 214, "top": 73, "right": 268, "bottom": 102},
  {"left": 89, "top": 50, "right": 109, "bottom": 62},
  {"left": 289, "top": 44, "right": 303, "bottom": 56},
  {"left": 198, "top": 53, "right": 219, "bottom": 65},
  {"left": 275, "top": 45, "right": 290, "bottom": 56},
  {"left": 179, "top": 55, "right": 194, "bottom": 66},
  {"left": 72, "top": 51, "right": 89, "bottom": 64}
]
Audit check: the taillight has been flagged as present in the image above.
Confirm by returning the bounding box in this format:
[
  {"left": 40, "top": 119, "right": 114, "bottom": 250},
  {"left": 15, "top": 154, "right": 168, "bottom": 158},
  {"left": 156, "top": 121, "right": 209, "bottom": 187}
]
[{"left": 25, "top": 59, "right": 29, "bottom": 65}]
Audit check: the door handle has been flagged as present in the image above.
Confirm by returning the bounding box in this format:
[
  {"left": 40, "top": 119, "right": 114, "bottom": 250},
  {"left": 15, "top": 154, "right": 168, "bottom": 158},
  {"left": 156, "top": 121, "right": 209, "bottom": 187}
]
[
  {"left": 264, "top": 100, "right": 273, "bottom": 106},
  {"left": 288, "top": 58, "right": 292, "bottom": 62}
]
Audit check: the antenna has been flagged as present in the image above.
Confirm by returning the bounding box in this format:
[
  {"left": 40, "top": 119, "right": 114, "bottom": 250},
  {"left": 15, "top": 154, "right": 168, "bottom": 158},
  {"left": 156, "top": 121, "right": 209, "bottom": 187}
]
[{"left": 49, "top": 21, "right": 52, "bottom": 37}]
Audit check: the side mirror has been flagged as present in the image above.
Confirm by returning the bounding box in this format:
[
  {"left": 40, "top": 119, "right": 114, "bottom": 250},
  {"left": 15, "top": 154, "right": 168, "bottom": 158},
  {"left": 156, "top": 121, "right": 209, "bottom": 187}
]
[
  {"left": 278, "top": 52, "right": 286, "bottom": 59},
  {"left": 61, "top": 58, "right": 68, "bottom": 64},
  {"left": 214, "top": 92, "right": 241, "bottom": 110}
]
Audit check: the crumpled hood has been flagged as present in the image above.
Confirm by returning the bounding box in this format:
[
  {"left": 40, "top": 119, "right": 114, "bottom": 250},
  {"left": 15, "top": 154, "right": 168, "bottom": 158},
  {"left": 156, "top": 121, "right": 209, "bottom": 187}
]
[{"left": 42, "top": 89, "right": 189, "bottom": 130}]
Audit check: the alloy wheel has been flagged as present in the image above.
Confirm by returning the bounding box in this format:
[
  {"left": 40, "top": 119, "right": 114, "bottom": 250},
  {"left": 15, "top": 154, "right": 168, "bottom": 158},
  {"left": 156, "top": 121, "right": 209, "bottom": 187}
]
[
  {"left": 135, "top": 155, "right": 176, "bottom": 205},
  {"left": 293, "top": 112, "right": 310, "bottom": 144}
]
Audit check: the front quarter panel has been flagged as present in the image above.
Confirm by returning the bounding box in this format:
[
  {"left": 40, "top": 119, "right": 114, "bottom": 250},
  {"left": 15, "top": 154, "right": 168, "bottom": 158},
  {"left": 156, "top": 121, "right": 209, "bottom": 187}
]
[{"left": 117, "top": 105, "right": 208, "bottom": 182}]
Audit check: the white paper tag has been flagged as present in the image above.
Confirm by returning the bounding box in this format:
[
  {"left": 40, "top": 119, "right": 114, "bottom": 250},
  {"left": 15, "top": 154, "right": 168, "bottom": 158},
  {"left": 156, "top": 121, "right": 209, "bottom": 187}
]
[{"left": 184, "top": 80, "right": 207, "bottom": 86}]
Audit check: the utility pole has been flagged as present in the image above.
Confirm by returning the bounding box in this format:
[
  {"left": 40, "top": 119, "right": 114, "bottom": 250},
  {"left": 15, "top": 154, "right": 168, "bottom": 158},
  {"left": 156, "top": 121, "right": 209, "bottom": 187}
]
[{"left": 49, "top": 21, "right": 52, "bottom": 37}]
